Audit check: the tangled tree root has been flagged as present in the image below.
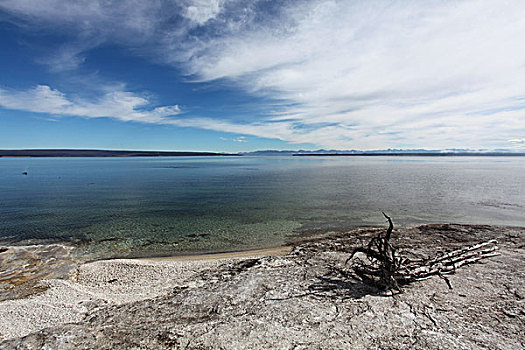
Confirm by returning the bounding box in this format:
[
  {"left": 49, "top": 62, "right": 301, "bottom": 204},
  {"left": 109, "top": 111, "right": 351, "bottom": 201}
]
[{"left": 346, "top": 213, "right": 500, "bottom": 291}]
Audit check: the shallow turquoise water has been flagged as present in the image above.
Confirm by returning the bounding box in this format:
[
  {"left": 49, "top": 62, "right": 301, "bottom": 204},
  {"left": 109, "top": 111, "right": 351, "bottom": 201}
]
[{"left": 1, "top": 156, "right": 524, "bottom": 259}]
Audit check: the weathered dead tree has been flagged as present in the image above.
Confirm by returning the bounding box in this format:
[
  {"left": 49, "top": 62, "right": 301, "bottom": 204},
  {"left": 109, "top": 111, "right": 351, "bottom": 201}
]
[{"left": 346, "top": 213, "right": 500, "bottom": 291}]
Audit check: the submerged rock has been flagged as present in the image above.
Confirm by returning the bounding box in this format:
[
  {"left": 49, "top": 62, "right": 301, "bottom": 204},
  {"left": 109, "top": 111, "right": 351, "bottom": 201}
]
[{"left": 0, "top": 244, "right": 78, "bottom": 302}]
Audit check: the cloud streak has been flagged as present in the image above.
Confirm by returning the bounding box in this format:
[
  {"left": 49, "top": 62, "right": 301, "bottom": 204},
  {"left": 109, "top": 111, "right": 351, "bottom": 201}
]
[
  {"left": 0, "top": 84, "right": 294, "bottom": 141},
  {"left": 0, "top": 85, "right": 181, "bottom": 123},
  {"left": 1, "top": 0, "right": 525, "bottom": 149}
]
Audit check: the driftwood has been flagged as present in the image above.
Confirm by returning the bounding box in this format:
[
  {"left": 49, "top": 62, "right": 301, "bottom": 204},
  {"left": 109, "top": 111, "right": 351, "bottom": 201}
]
[{"left": 346, "top": 213, "right": 500, "bottom": 291}]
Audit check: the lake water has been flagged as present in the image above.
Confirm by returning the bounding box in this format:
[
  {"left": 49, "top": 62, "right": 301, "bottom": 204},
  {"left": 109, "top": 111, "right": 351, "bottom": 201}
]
[{"left": 1, "top": 156, "right": 524, "bottom": 259}]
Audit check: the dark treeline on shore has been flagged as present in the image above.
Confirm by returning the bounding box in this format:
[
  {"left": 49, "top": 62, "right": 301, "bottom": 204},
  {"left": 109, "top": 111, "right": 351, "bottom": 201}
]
[{"left": 0, "top": 149, "right": 236, "bottom": 157}]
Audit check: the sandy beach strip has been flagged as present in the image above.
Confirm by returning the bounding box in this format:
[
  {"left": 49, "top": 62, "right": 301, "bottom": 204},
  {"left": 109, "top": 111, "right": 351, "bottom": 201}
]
[
  {"left": 0, "top": 245, "right": 291, "bottom": 342},
  {"left": 138, "top": 245, "right": 291, "bottom": 261}
]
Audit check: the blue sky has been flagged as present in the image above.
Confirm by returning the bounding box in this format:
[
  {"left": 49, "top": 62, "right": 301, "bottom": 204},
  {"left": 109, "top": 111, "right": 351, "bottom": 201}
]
[{"left": 0, "top": 0, "right": 524, "bottom": 152}]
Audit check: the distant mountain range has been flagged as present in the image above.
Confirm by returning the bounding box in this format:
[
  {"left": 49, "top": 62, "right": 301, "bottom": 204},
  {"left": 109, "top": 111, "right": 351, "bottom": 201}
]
[{"left": 242, "top": 149, "right": 525, "bottom": 156}]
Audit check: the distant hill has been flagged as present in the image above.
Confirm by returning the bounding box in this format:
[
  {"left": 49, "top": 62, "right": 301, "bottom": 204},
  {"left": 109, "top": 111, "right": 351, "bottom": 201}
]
[{"left": 0, "top": 149, "right": 237, "bottom": 157}]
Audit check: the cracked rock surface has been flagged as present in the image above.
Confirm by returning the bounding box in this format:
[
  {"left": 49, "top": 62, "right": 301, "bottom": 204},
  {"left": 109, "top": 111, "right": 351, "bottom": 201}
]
[{"left": 1, "top": 224, "right": 524, "bottom": 349}]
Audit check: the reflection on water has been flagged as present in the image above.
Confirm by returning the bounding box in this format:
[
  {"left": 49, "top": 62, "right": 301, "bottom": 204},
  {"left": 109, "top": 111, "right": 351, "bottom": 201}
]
[{"left": 0, "top": 156, "right": 524, "bottom": 259}]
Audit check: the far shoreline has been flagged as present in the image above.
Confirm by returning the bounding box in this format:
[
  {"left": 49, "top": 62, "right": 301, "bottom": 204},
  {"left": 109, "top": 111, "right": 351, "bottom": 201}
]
[
  {"left": 0, "top": 149, "right": 239, "bottom": 157},
  {"left": 2, "top": 149, "right": 525, "bottom": 157}
]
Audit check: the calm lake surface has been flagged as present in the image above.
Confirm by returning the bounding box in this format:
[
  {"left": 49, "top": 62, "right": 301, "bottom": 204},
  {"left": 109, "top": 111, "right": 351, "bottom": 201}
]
[{"left": 1, "top": 156, "right": 524, "bottom": 259}]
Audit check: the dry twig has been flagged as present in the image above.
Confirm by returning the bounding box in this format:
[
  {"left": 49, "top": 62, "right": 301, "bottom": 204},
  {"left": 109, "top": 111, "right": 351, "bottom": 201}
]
[{"left": 346, "top": 213, "right": 499, "bottom": 291}]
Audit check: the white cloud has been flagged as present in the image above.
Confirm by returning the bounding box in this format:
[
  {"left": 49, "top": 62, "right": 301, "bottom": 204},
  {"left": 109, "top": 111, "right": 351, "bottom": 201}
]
[
  {"left": 37, "top": 46, "right": 86, "bottom": 72},
  {"left": 183, "top": 0, "right": 226, "bottom": 25},
  {"left": 179, "top": 0, "right": 525, "bottom": 149},
  {"left": 220, "top": 136, "right": 248, "bottom": 142},
  {"left": 0, "top": 84, "right": 290, "bottom": 140},
  {"left": 1, "top": 0, "right": 525, "bottom": 149},
  {"left": 0, "top": 85, "right": 181, "bottom": 123},
  {"left": 233, "top": 136, "right": 247, "bottom": 142},
  {"left": 508, "top": 138, "right": 525, "bottom": 149},
  {"left": 0, "top": 0, "right": 160, "bottom": 35}
]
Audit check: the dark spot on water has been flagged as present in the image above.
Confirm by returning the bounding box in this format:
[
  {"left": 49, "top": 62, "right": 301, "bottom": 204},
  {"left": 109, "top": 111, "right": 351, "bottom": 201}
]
[
  {"left": 160, "top": 165, "right": 199, "bottom": 169},
  {"left": 108, "top": 279, "right": 118, "bottom": 283},
  {"left": 22, "top": 172, "right": 28, "bottom": 175}
]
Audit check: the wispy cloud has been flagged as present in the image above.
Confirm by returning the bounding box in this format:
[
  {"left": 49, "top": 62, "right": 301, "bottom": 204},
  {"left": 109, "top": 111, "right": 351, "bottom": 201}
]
[
  {"left": 177, "top": 0, "right": 525, "bottom": 149},
  {"left": 509, "top": 138, "right": 525, "bottom": 148},
  {"left": 220, "top": 136, "right": 247, "bottom": 142},
  {"left": 183, "top": 0, "right": 227, "bottom": 25},
  {"left": 0, "top": 0, "right": 168, "bottom": 71},
  {"left": 1, "top": 0, "right": 525, "bottom": 149},
  {"left": 0, "top": 85, "right": 181, "bottom": 123},
  {"left": 0, "top": 84, "right": 292, "bottom": 140}
]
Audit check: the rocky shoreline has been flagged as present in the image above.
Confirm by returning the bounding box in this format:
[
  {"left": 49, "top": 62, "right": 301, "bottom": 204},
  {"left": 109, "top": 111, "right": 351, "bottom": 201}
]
[{"left": 1, "top": 224, "right": 524, "bottom": 349}]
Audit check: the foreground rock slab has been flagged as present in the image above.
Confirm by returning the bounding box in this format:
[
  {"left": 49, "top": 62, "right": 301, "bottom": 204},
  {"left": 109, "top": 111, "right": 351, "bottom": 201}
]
[{"left": 2, "top": 224, "right": 524, "bottom": 349}]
